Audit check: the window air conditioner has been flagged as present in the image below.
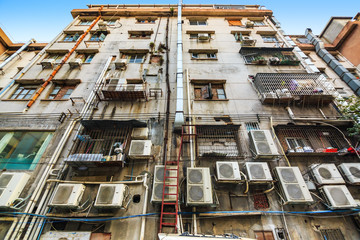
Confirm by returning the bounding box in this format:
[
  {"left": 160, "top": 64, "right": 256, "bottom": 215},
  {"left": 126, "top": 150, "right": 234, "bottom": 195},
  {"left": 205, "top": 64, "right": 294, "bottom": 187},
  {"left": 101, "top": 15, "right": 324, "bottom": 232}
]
[
  {"left": 49, "top": 183, "right": 85, "bottom": 208},
  {"left": 338, "top": 163, "right": 360, "bottom": 184},
  {"left": 245, "top": 162, "right": 273, "bottom": 182},
  {"left": 41, "top": 59, "right": 55, "bottom": 69},
  {"left": 248, "top": 130, "right": 279, "bottom": 159},
  {"left": 115, "top": 59, "right": 127, "bottom": 70},
  {"left": 68, "top": 58, "right": 83, "bottom": 69},
  {"left": 151, "top": 165, "right": 178, "bottom": 203},
  {"left": 197, "top": 33, "right": 210, "bottom": 41},
  {"left": 245, "top": 21, "right": 254, "bottom": 28},
  {"left": 319, "top": 185, "right": 357, "bottom": 209},
  {"left": 186, "top": 167, "right": 213, "bottom": 206},
  {"left": 310, "top": 164, "right": 345, "bottom": 185},
  {"left": 216, "top": 161, "right": 241, "bottom": 181},
  {"left": 275, "top": 167, "right": 313, "bottom": 204},
  {"left": 94, "top": 184, "right": 127, "bottom": 208},
  {"left": 0, "top": 172, "right": 30, "bottom": 208},
  {"left": 131, "top": 127, "right": 149, "bottom": 140},
  {"left": 128, "top": 140, "right": 152, "bottom": 159}
]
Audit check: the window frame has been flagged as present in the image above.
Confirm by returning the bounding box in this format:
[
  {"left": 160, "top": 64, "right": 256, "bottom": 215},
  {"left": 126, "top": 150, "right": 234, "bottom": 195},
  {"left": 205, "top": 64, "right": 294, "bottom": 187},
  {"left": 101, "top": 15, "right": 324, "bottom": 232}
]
[
  {"left": 10, "top": 86, "right": 37, "bottom": 100},
  {"left": 253, "top": 20, "right": 265, "bottom": 26},
  {"left": 136, "top": 19, "right": 156, "bottom": 24},
  {"left": 76, "top": 53, "right": 95, "bottom": 63},
  {"left": 121, "top": 53, "right": 146, "bottom": 64},
  {"left": 193, "top": 82, "right": 227, "bottom": 100},
  {"left": 262, "top": 35, "right": 278, "bottom": 43},
  {"left": 89, "top": 32, "right": 107, "bottom": 42},
  {"left": 47, "top": 84, "right": 76, "bottom": 100},
  {"left": 189, "top": 20, "right": 207, "bottom": 26},
  {"left": 190, "top": 52, "right": 217, "bottom": 60},
  {"left": 63, "top": 33, "right": 80, "bottom": 42},
  {"left": 129, "top": 33, "right": 152, "bottom": 39},
  {"left": 78, "top": 20, "right": 93, "bottom": 26}
]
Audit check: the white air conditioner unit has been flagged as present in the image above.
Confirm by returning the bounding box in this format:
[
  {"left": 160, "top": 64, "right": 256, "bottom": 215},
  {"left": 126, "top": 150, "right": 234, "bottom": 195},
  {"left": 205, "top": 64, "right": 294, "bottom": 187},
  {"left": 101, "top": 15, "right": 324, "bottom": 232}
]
[
  {"left": 128, "top": 140, "right": 152, "bottom": 159},
  {"left": 151, "top": 165, "right": 178, "bottom": 203},
  {"left": 275, "top": 89, "right": 292, "bottom": 99},
  {"left": 41, "top": 59, "right": 55, "bottom": 69},
  {"left": 115, "top": 59, "right": 127, "bottom": 70},
  {"left": 0, "top": 172, "right": 30, "bottom": 208},
  {"left": 245, "top": 162, "right": 273, "bottom": 182},
  {"left": 248, "top": 130, "right": 278, "bottom": 159},
  {"left": 269, "top": 57, "right": 280, "bottom": 65},
  {"left": 275, "top": 167, "right": 313, "bottom": 204},
  {"left": 131, "top": 127, "right": 149, "bottom": 140},
  {"left": 68, "top": 58, "right": 83, "bottom": 69},
  {"left": 262, "top": 92, "right": 278, "bottom": 102},
  {"left": 198, "top": 33, "right": 210, "bottom": 40},
  {"left": 245, "top": 21, "right": 254, "bottom": 28},
  {"left": 310, "top": 164, "right": 345, "bottom": 185},
  {"left": 97, "top": 20, "right": 108, "bottom": 31},
  {"left": 338, "top": 163, "right": 360, "bottom": 184},
  {"left": 216, "top": 161, "right": 241, "bottom": 181},
  {"left": 320, "top": 185, "right": 357, "bottom": 209},
  {"left": 187, "top": 167, "right": 213, "bottom": 205},
  {"left": 49, "top": 183, "right": 85, "bottom": 208},
  {"left": 94, "top": 184, "right": 126, "bottom": 208},
  {"left": 105, "top": 78, "right": 126, "bottom": 91},
  {"left": 40, "top": 231, "right": 92, "bottom": 240},
  {"left": 242, "top": 36, "right": 255, "bottom": 46}
]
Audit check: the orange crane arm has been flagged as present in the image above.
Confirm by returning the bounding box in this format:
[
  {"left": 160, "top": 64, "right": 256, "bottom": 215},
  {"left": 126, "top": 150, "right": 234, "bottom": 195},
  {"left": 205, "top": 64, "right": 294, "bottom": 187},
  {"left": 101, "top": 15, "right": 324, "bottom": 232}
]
[{"left": 26, "top": 6, "right": 104, "bottom": 109}]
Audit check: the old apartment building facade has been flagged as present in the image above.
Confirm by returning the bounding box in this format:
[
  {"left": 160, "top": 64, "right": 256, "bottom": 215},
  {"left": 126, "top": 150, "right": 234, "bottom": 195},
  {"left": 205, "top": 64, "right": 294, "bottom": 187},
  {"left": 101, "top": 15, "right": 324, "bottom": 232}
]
[{"left": 0, "top": 4, "right": 360, "bottom": 240}]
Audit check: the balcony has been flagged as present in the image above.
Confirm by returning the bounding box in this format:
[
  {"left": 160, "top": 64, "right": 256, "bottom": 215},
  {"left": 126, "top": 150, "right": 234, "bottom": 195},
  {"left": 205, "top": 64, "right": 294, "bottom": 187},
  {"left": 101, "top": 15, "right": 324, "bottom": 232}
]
[
  {"left": 96, "top": 79, "right": 147, "bottom": 101},
  {"left": 252, "top": 73, "right": 335, "bottom": 104},
  {"left": 239, "top": 47, "right": 300, "bottom": 66},
  {"left": 274, "top": 125, "right": 348, "bottom": 157}
]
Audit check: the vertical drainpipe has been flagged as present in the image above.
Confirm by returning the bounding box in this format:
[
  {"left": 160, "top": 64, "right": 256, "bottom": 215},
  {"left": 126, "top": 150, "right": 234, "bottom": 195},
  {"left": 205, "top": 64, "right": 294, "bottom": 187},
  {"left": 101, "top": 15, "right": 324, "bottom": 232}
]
[
  {"left": 174, "top": 0, "right": 185, "bottom": 131},
  {"left": 0, "top": 39, "right": 35, "bottom": 72}
]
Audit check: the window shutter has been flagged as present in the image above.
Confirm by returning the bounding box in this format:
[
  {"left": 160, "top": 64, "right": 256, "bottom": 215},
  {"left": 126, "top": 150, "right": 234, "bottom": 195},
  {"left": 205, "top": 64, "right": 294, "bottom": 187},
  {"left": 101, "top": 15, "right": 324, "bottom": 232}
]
[
  {"left": 201, "top": 85, "right": 210, "bottom": 99},
  {"left": 234, "top": 33, "right": 239, "bottom": 41},
  {"left": 74, "top": 33, "right": 80, "bottom": 41},
  {"left": 99, "top": 33, "right": 106, "bottom": 41}
]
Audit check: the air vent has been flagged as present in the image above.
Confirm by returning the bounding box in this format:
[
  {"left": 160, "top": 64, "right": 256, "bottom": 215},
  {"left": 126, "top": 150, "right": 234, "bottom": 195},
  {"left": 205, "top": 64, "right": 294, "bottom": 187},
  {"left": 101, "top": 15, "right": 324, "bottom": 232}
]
[
  {"left": 187, "top": 167, "right": 213, "bottom": 206},
  {"left": 151, "top": 165, "right": 177, "bottom": 203},
  {"left": 128, "top": 140, "right": 152, "bottom": 159},
  {"left": 338, "top": 163, "right": 360, "bottom": 184},
  {"left": 248, "top": 130, "right": 278, "bottom": 159},
  {"left": 49, "top": 184, "right": 85, "bottom": 208},
  {"left": 245, "top": 162, "right": 273, "bottom": 182},
  {"left": 0, "top": 173, "right": 30, "bottom": 208},
  {"left": 320, "top": 185, "right": 357, "bottom": 209},
  {"left": 216, "top": 161, "right": 241, "bottom": 181},
  {"left": 310, "top": 164, "right": 345, "bottom": 185},
  {"left": 94, "top": 184, "right": 126, "bottom": 208},
  {"left": 275, "top": 167, "right": 313, "bottom": 204},
  {"left": 131, "top": 127, "right": 149, "bottom": 140}
]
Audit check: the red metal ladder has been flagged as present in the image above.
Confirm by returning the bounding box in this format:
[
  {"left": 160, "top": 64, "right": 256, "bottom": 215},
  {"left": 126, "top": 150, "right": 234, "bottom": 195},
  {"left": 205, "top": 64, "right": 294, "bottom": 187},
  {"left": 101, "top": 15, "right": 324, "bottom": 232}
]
[{"left": 159, "top": 125, "right": 197, "bottom": 233}]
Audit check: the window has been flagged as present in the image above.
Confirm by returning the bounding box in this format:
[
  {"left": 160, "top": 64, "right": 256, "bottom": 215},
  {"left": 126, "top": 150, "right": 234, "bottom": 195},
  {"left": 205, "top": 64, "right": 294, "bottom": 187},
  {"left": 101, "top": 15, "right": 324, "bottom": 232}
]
[
  {"left": 285, "top": 137, "right": 309, "bottom": 151},
  {"left": 90, "top": 32, "right": 107, "bottom": 41},
  {"left": 76, "top": 53, "right": 95, "bottom": 63},
  {"left": 320, "top": 229, "right": 345, "bottom": 240},
  {"left": 45, "top": 53, "right": 65, "bottom": 64},
  {"left": 121, "top": 53, "right": 145, "bottom": 63},
  {"left": 262, "top": 35, "right": 278, "bottom": 42},
  {"left": 63, "top": 33, "right": 80, "bottom": 42},
  {"left": 194, "top": 83, "right": 226, "bottom": 100},
  {"left": 253, "top": 20, "right": 265, "bottom": 26},
  {"left": 129, "top": 32, "right": 152, "bottom": 39},
  {"left": 136, "top": 19, "right": 156, "bottom": 24},
  {"left": 48, "top": 85, "right": 75, "bottom": 100},
  {"left": 228, "top": 20, "right": 242, "bottom": 26},
  {"left": 349, "top": 70, "right": 360, "bottom": 79},
  {"left": 254, "top": 231, "right": 275, "bottom": 240},
  {"left": 107, "top": 20, "right": 117, "bottom": 25},
  {"left": 79, "top": 20, "right": 93, "bottom": 25},
  {"left": 0, "top": 131, "right": 53, "bottom": 170},
  {"left": 189, "top": 20, "right": 207, "bottom": 25},
  {"left": 10, "top": 86, "right": 37, "bottom": 100},
  {"left": 189, "top": 33, "right": 211, "bottom": 39},
  {"left": 191, "top": 52, "right": 217, "bottom": 60}
]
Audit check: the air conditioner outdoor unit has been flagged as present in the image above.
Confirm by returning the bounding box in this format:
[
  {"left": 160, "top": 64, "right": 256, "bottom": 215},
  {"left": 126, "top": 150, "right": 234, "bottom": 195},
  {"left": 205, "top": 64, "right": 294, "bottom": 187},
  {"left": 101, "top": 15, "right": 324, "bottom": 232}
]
[
  {"left": 128, "top": 140, "right": 152, "bottom": 159},
  {"left": 275, "top": 167, "right": 313, "bottom": 204},
  {"left": 187, "top": 167, "right": 213, "bottom": 205},
  {"left": 105, "top": 78, "right": 126, "bottom": 91},
  {"left": 151, "top": 165, "right": 177, "bottom": 203},
  {"left": 198, "top": 33, "right": 210, "bottom": 40},
  {"left": 310, "top": 164, "right": 345, "bottom": 185},
  {"left": 275, "top": 89, "right": 292, "bottom": 99},
  {"left": 245, "top": 21, "right": 255, "bottom": 28},
  {"left": 49, "top": 183, "right": 85, "bottom": 208},
  {"left": 269, "top": 57, "right": 280, "bottom": 65},
  {"left": 41, "top": 59, "right": 55, "bottom": 69},
  {"left": 0, "top": 172, "right": 30, "bottom": 208},
  {"left": 319, "top": 185, "right": 357, "bottom": 209},
  {"left": 216, "top": 161, "right": 241, "bottom": 181},
  {"left": 248, "top": 130, "right": 278, "bottom": 159},
  {"left": 245, "top": 162, "right": 273, "bottom": 182},
  {"left": 94, "top": 184, "right": 126, "bottom": 208},
  {"left": 131, "top": 127, "right": 149, "bottom": 140},
  {"left": 115, "top": 59, "right": 127, "bottom": 70},
  {"left": 338, "top": 163, "right": 360, "bottom": 184},
  {"left": 68, "top": 58, "right": 83, "bottom": 69},
  {"left": 97, "top": 20, "right": 108, "bottom": 31},
  {"left": 262, "top": 92, "right": 278, "bottom": 102}
]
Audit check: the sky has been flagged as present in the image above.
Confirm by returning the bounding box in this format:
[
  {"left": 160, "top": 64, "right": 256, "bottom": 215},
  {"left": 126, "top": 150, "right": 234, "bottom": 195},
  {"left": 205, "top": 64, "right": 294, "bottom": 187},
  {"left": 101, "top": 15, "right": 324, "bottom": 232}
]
[{"left": 0, "top": 0, "right": 359, "bottom": 43}]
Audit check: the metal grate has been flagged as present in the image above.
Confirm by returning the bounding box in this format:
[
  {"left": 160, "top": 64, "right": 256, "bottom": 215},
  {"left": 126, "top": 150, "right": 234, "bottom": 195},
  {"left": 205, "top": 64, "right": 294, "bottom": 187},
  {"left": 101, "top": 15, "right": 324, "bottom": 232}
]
[
  {"left": 245, "top": 122, "right": 260, "bottom": 132},
  {"left": 197, "top": 125, "right": 242, "bottom": 158},
  {"left": 275, "top": 125, "right": 348, "bottom": 155},
  {"left": 320, "top": 229, "right": 345, "bottom": 240},
  {"left": 253, "top": 73, "right": 335, "bottom": 104}
]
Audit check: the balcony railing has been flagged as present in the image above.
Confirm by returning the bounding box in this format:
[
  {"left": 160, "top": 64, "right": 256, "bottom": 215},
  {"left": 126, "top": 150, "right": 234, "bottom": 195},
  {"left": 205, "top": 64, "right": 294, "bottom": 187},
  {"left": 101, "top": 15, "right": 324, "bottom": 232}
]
[
  {"left": 252, "top": 73, "right": 335, "bottom": 104},
  {"left": 240, "top": 47, "right": 300, "bottom": 66},
  {"left": 96, "top": 81, "right": 147, "bottom": 101},
  {"left": 274, "top": 125, "right": 348, "bottom": 156}
]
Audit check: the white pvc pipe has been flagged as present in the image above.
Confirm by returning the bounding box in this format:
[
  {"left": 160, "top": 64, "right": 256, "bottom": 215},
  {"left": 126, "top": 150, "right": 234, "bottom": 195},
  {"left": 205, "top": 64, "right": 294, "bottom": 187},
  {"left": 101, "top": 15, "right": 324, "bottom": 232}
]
[{"left": 139, "top": 173, "right": 149, "bottom": 240}]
